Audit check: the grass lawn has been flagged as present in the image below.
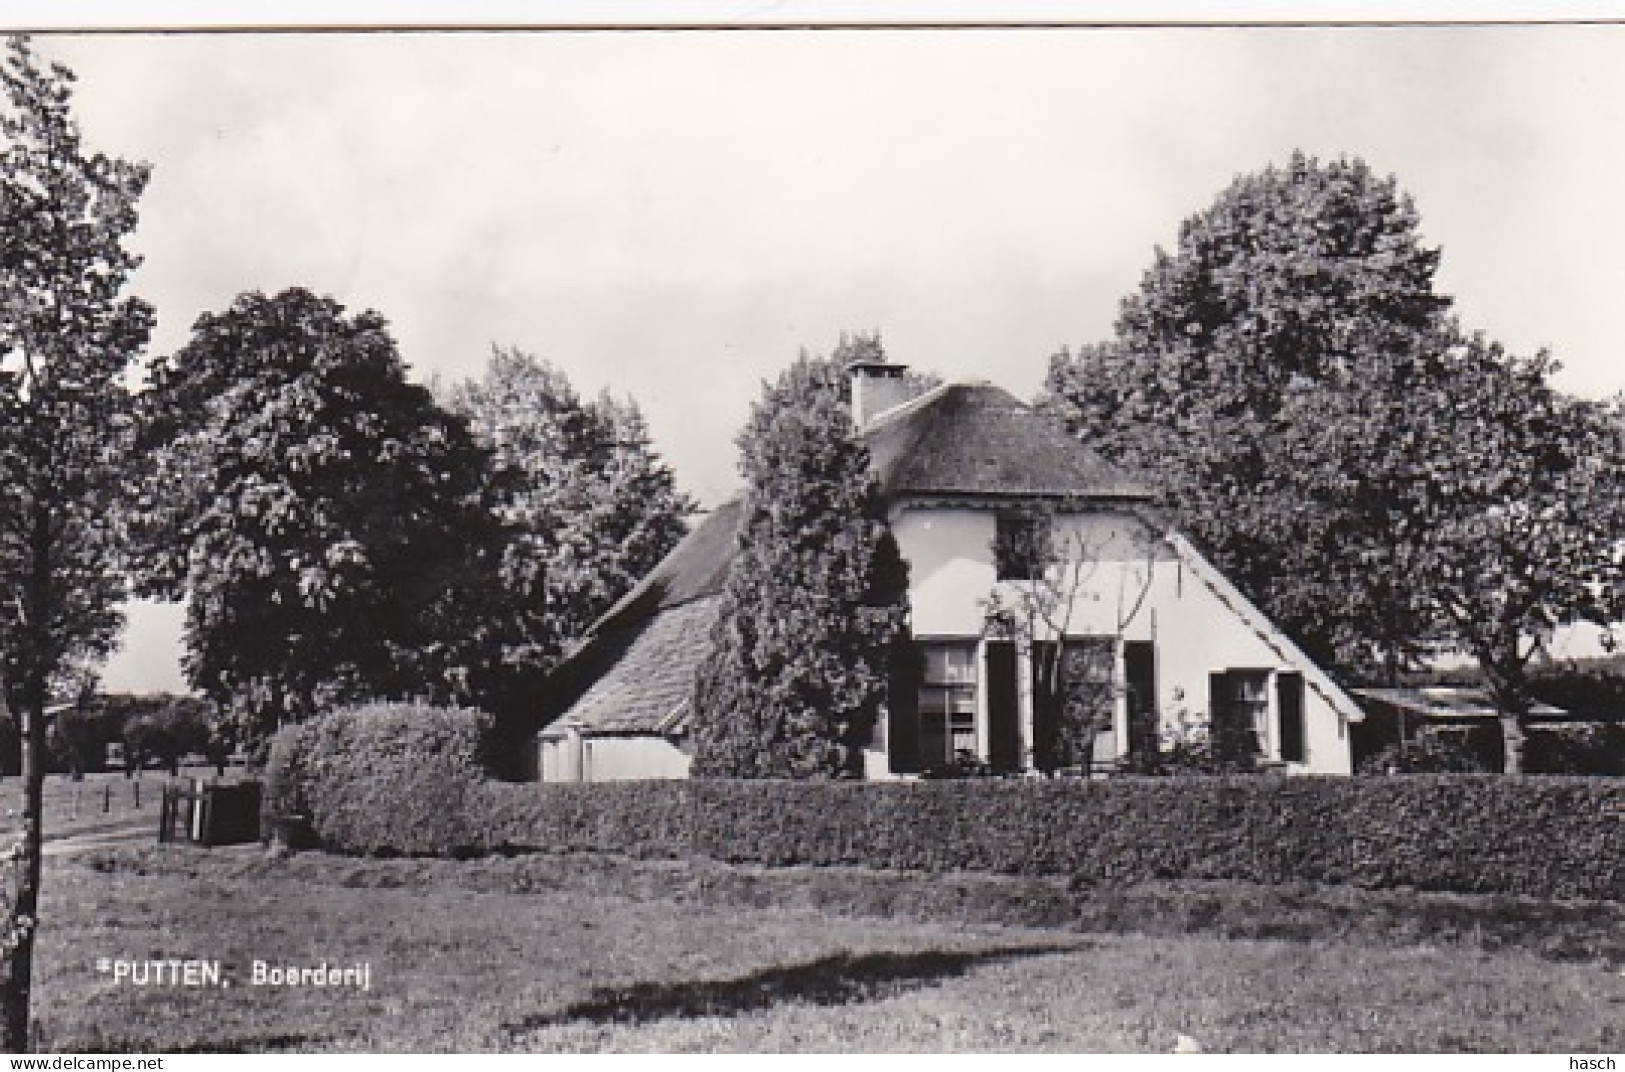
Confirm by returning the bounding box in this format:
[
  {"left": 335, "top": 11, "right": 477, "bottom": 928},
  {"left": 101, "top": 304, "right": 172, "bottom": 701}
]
[{"left": 24, "top": 845, "right": 1625, "bottom": 1053}]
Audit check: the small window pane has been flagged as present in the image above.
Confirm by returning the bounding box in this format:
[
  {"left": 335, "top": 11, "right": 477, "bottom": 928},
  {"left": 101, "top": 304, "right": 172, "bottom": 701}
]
[
  {"left": 918, "top": 641, "right": 979, "bottom": 768},
  {"left": 995, "top": 511, "right": 1051, "bottom": 581}
]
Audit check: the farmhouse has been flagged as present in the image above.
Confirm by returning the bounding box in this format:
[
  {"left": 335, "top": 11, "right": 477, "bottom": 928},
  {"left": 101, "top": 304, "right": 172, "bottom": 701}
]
[{"left": 535, "top": 361, "right": 1365, "bottom": 781}]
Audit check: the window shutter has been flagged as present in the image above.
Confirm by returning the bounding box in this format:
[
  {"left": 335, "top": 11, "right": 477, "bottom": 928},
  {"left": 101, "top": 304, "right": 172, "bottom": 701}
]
[
  {"left": 887, "top": 641, "right": 921, "bottom": 774},
  {"left": 1209, "top": 670, "right": 1234, "bottom": 761},
  {"left": 987, "top": 640, "right": 1021, "bottom": 773},
  {"left": 1124, "top": 641, "right": 1157, "bottom": 756},
  {"left": 1208, "top": 671, "right": 1229, "bottom": 719},
  {"left": 1277, "top": 671, "right": 1306, "bottom": 764},
  {"left": 1029, "top": 640, "right": 1059, "bottom": 772}
]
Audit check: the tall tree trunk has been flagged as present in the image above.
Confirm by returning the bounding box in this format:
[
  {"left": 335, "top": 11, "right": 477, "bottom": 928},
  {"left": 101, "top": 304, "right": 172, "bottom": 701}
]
[
  {"left": 1500, "top": 711, "right": 1528, "bottom": 776},
  {"left": 2, "top": 694, "right": 44, "bottom": 1052},
  {"left": 1485, "top": 653, "right": 1532, "bottom": 777},
  {"left": 3, "top": 509, "right": 53, "bottom": 1052}
]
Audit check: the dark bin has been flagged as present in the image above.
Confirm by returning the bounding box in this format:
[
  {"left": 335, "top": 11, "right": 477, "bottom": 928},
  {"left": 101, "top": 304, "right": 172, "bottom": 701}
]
[{"left": 159, "top": 779, "right": 263, "bottom": 847}]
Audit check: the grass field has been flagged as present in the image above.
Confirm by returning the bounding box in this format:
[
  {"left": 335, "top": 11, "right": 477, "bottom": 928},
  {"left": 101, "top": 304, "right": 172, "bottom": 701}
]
[
  {"left": 0, "top": 770, "right": 246, "bottom": 849},
  {"left": 23, "top": 844, "right": 1625, "bottom": 1053}
]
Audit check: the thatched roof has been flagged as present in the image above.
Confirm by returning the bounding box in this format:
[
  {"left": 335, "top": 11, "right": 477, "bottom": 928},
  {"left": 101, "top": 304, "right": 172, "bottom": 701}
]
[
  {"left": 534, "top": 501, "right": 740, "bottom": 734},
  {"left": 591, "top": 498, "right": 742, "bottom": 635},
  {"left": 867, "top": 382, "right": 1153, "bottom": 501},
  {"left": 540, "top": 597, "right": 719, "bottom": 738}
]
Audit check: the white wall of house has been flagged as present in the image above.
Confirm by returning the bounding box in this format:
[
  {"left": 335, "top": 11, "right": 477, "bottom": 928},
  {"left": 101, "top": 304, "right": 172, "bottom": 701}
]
[
  {"left": 895, "top": 505, "right": 1171, "bottom": 636},
  {"left": 878, "top": 502, "right": 1358, "bottom": 775},
  {"left": 538, "top": 725, "right": 583, "bottom": 782},
  {"left": 549, "top": 502, "right": 1357, "bottom": 782},
  {"left": 539, "top": 733, "right": 692, "bottom": 782}
]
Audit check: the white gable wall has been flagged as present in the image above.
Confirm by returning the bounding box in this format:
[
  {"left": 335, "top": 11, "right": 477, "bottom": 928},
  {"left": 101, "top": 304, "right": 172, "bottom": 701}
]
[
  {"left": 538, "top": 731, "right": 691, "bottom": 782},
  {"left": 883, "top": 502, "right": 1358, "bottom": 774}
]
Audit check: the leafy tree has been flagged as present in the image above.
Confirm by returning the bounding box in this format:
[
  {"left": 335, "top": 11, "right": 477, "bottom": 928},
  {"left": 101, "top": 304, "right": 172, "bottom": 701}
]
[
  {"left": 691, "top": 352, "right": 909, "bottom": 778},
  {"left": 1384, "top": 338, "right": 1624, "bottom": 774},
  {"left": 120, "top": 697, "right": 212, "bottom": 776},
  {"left": 1045, "top": 153, "right": 1625, "bottom": 772},
  {"left": 44, "top": 676, "right": 103, "bottom": 779},
  {"left": 1044, "top": 153, "right": 1452, "bottom": 679},
  {"left": 444, "top": 347, "right": 692, "bottom": 729},
  {"left": 139, "top": 289, "right": 496, "bottom": 753},
  {"left": 0, "top": 35, "right": 153, "bottom": 1049}
]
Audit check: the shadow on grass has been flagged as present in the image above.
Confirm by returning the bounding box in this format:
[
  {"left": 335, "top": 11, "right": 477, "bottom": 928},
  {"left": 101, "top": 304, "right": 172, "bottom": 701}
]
[
  {"left": 64, "top": 1031, "right": 328, "bottom": 1055},
  {"left": 168, "top": 1032, "right": 329, "bottom": 1054},
  {"left": 505, "top": 942, "right": 1084, "bottom": 1035}
]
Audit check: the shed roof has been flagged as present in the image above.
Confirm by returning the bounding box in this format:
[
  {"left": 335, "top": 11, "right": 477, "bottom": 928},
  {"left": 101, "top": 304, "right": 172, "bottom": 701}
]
[{"left": 1353, "top": 686, "right": 1572, "bottom": 722}]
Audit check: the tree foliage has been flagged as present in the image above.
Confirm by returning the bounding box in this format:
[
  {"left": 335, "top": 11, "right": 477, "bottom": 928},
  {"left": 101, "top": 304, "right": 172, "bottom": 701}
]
[
  {"left": 444, "top": 347, "right": 692, "bottom": 723},
  {"left": 0, "top": 35, "right": 153, "bottom": 1050},
  {"left": 1045, "top": 152, "right": 1625, "bottom": 773},
  {"left": 140, "top": 288, "right": 496, "bottom": 752},
  {"left": 691, "top": 352, "right": 910, "bottom": 778},
  {"left": 1045, "top": 153, "right": 1452, "bottom": 678},
  {"left": 830, "top": 328, "right": 942, "bottom": 401},
  {"left": 119, "top": 695, "right": 216, "bottom": 775},
  {"left": 1381, "top": 339, "right": 1624, "bottom": 772}
]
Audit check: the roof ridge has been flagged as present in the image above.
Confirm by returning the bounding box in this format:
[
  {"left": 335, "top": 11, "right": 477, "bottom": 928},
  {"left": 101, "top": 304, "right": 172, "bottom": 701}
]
[
  {"left": 1166, "top": 531, "right": 1364, "bottom": 726},
  {"left": 858, "top": 379, "right": 959, "bottom": 435}
]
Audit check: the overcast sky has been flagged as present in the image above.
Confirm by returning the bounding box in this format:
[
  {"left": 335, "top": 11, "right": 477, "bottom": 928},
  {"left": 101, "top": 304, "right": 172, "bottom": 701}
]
[{"left": 43, "top": 24, "right": 1623, "bottom": 691}]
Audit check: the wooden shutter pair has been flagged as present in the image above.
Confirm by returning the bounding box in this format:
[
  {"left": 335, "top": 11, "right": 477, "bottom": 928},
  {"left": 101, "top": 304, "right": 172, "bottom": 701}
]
[{"left": 1206, "top": 669, "right": 1306, "bottom": 764}]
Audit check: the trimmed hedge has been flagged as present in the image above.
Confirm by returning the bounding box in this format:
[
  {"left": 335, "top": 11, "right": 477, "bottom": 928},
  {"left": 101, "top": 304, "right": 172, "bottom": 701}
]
[
  {"left": 468, "top": 776, "right": 1625, "bottom": 901},
  {"left": 478, "top": 781, "right": 692, "bottom": 860},
  {"left": 262, "top": 727, "right": 1625, "bottom": 900},
  {"left": 263, "top": 702, "right": 494, "bottom": 856}
]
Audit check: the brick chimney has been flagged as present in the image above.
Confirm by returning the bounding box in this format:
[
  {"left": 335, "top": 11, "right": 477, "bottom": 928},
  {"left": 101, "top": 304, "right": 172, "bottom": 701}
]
[{"left": 847, "top": 358, "right": 912, "bottom": 430}]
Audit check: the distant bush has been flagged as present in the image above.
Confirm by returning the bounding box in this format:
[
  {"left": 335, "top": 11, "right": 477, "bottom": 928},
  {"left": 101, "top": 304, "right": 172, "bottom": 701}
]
[
  {"left": 1526, "top": 724, "right": 1625, "bottom": 776},
  {"left": 1360, "top": 724, "right": 1624, "bottom": 776},
  {"left": 918, "top": 752, "right": 997, "bottom": 779},
  {"left": 31, "top": 693, "right": 220, "bottom": 777},
  {"left": 1357, "top": 734, "right": 1491, "bottom": 775},
  {"left": 1118, "top": 740, "right": 1256, "bottom": 776},
  {"left": 47, "top": 708, "right": 122, "bottom": 776},
  {"left": 1529, "top": 662, "right": 1625, "bottom": 721},
  {"left": 262, "top": 702, "right": 493, "bottom": 857}
]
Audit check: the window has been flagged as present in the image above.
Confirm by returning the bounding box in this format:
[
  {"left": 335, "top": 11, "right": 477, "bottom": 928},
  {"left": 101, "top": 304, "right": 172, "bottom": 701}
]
[
  {"left": 994, "top": 509, "right": 1051, "bottom": 581},
  {"left": 1212, "top": 669, "right": 1271, "bottom": 761},
  {"left": 919, "top": 642, "right": 978, "bottom": 768},
  {"left": 1031, "top": 637, "right": 1115, "bottom": 772}
]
